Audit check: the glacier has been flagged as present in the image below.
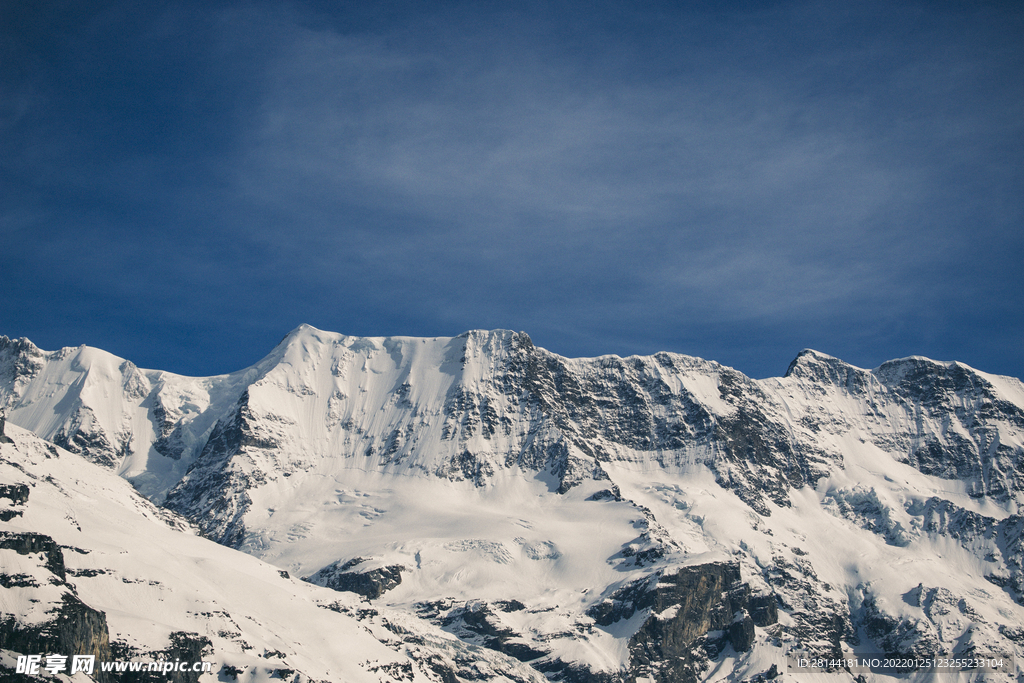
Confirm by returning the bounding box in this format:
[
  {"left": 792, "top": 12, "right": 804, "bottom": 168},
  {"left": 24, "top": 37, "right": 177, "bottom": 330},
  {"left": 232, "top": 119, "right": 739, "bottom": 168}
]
[{"left": 2, "top": 325, "right": 1023, "bottom": 682}]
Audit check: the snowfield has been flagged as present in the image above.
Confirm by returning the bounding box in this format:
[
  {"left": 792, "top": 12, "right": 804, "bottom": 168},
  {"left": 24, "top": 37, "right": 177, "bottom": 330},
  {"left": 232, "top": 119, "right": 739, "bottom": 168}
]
[{"left": 2, "top": 326, "right": 1023, "bottom": 682}]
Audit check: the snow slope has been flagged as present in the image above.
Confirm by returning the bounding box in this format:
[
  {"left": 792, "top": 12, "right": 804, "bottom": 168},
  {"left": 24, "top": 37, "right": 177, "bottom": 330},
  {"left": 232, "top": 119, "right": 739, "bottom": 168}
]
[
  {"left": 0, "top": 423, "right": 546, "bottom": 682},
  {"left": 3, "top": 327, "right": 1024, "bottom": 682}
]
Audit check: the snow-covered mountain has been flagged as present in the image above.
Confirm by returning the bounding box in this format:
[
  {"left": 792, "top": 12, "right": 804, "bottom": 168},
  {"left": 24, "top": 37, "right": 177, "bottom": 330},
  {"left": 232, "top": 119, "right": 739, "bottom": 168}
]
[
  {"left": 2, "top": 326, "right": 1024, "bottom": 682},
  {"left": 0, "top": 422, "right": 547, "bottom": 683}
]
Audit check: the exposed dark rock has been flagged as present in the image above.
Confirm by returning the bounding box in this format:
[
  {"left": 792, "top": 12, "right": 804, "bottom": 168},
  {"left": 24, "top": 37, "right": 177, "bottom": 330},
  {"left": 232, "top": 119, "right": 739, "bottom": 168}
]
[
  {"left": 494, "top": 599, "right": 526, "bottom": 612},
  {"left": 421, "top": 655, "right": 460, "bottom": 683},
  {"left": 105, "top": 632, "right": 213, "bottom": 683},
  {"left": 0, "top": 338, "right": 45, "bottom": 412},
  {"left": 0, "top": 594, "right": 113, "bottom": 682},
  {"left": 587, "top": 573, "right": 652, "bottom": 626},
  {"left": 440, "top": 602, "right": 548, "bottom": 663},
  {"left": 67, "top": 568, "right": 109, "bottom": 578},
  {"left": 218, "top": 664, "right": 243, "bottom": 680},
  {"left": 998, "top": 513, "right": 1024, "bottom": 602},
  {"left": 861, "top": 595, "right": 939, "bottom": 657},
  {"left": 531, "top": 659, "right": 620, "bottom": 683},
  {"left": 587, "top": 562, "right": 778, "bottom": 683},
  {"left": 0, "top": 531, "right": 67, "bottom": 580},
  {"left": 0, "top": 415, "right": 14, "bottom": 444},
  {"left": 304, "top": 557, "right": 404, "bottom": 599},
  {"left": 728, "top": 614, "right": 755, "bottom": 652},
  {"left": 161, "top": 632, "right": 214, "bottom": 683},
  {"left": 0, "top": 482, "right": 29, "bottom": 504},
  {"left": 436, "top": 448, "right": 495, "bottom": 487},
  {"left": 0, "top": 509, "right": 21, "bottom": 521},
  {"left": 0, "top": 482, "right": 28, "bottom": 520},
  {"left": 905, "top": 497, "right": 1024, "bottom": 603},
  {"left": 50, "top": 405, "right": 124, "bottom": 469},
  {"left": 162, "top": 391, "right": 264, "bottom": 547},
  {"left": 587, "top": 487, "right": 621, "bottom": 501},
  {"left": 0, "top": 533, "right": 113, "bottom": 682},
  {"left": 873, "top": 357, "right": 1024, "bottom": 499},
  {"left": 747, "top": 592, "right": 778, "bottom": 627},
  {"left": 0, "top": 573, "right": 39, "bottom": 588},
  {"left": 150, "top": 401, "right": 186, "bottom": 461},
  {"left": 826, "top": 487, "right": 912, "bottom": 546},
  {"left": 761, "top": 553, "right": 851, "bottom": 659}
]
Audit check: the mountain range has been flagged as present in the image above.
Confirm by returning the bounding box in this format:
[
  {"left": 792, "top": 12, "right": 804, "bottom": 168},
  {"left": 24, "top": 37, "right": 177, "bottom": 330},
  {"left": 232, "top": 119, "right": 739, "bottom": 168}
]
[{"left": 2, "top": 325, "right": 1023, "bottom": 682}]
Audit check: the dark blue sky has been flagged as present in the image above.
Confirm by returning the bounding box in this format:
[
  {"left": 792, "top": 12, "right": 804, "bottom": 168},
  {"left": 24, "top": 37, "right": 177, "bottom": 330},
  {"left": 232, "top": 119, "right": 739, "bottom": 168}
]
[{"left": 2, "top": 1, "right": 1022, "bottom": 379}]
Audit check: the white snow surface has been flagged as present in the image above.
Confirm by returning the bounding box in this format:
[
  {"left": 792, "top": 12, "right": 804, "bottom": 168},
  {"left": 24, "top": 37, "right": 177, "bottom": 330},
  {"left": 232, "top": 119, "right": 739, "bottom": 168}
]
[
  {"left": 0, "top": 423, "right": 547, "bottom": 682},
  {"left": 3, "top": 325, "right": 1024, "bottom": 682}
]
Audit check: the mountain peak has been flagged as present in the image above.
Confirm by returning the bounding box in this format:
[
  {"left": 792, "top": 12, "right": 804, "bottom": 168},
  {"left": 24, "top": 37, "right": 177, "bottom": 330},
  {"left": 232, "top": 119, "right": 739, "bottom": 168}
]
[
  {"left": 276, "top": 323, "right": 332, "bottom": 346},
  {"left": 4, "top": 329, "right": 1024, "bottom": 682},
  {"left": 0, "top": 335, "right": 41, "bottom": 356},
  {"left": 784, "top": 348, "right": 846, "bottom": 377}
]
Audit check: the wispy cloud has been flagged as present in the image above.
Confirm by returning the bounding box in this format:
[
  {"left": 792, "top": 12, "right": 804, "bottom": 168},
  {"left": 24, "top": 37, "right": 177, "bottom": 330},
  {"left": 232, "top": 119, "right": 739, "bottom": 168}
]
[{"left": 1, "top": 0, "right": 1020, "bottom": 378}]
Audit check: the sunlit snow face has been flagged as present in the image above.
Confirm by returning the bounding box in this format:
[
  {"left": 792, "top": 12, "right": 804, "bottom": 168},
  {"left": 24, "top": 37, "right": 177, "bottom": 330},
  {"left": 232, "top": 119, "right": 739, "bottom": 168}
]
[{"left": 5, "top": 318, "right": 1024, "bottom": 681}]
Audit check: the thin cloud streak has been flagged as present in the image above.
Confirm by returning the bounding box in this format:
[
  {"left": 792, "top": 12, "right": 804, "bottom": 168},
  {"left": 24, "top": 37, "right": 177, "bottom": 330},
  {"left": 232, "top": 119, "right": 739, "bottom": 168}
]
[
  {"left": 232, "top": 9, "right": 948, "bottom": 315},
  {"left": 0, "top": 1, "right": 1020, "bottom": 379}
]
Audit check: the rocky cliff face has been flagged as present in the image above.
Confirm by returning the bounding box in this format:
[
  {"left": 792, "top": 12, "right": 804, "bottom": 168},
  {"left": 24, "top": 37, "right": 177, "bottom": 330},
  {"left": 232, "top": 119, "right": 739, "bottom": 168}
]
[
  {"left": 588, "top": 562, "right": 778, "bottom": 683},
  {"left": 784, "top": 350, "right": 1024, "bottom": 501},
  {"left": 2, "top": 327, "right": 1024, "bottom": 682},
  {"left": 0, "top": 424, "right": 550, "bottom": 683},
  {"left": 4, "top": 330, "right": 1022, "bottom": 524},
  {"left": 0, "top": 528, "right": 114, "bottom": 683},
  {"left": 0, "top": 481, "right": 225, "bottom": 683},
  {"left": 305, "top": 557, "right": 404, "bottom": 599}
]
